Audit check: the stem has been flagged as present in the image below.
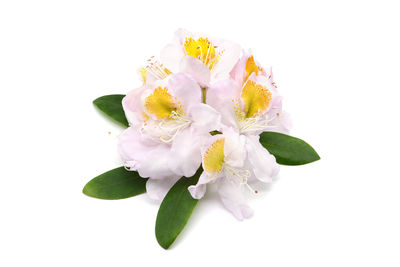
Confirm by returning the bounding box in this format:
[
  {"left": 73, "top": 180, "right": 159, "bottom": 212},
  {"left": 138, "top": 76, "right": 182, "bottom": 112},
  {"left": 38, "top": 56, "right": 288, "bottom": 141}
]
[{"left": 202, "top": 87, "right": 207, "bottom": 103}]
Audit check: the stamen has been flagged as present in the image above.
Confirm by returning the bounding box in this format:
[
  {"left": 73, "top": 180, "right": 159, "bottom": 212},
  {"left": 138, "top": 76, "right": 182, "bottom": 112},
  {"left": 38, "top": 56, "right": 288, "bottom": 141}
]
[
  {"left": 233, "top": 79, "right": 277, "bottom": 134},
  {"left": 238, "top": 112, "right": 281, "bottom": 134},
  {"left": 224, "top": 165, "right": 258, "bottom": 195},
  {"left": 144, "top": 56, "right": 171, "bottom": 80},
  {"left": 141, "top": 111, "right": 192, "bottom": 144},
  {"left": 204, "top": 42, "right": 211, "bottom": 65},
  {"left": 158, "top": 111, "right": 191, "bottom": 143}
]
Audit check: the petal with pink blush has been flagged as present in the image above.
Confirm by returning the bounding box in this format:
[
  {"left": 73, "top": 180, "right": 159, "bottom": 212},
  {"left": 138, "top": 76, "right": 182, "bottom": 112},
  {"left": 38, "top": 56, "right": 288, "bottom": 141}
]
[
  {"left": 167, "top": 73, "right": 202, "bottom": 109},
  {"left": 217, "top": 178, "right": 253, "bottom": 221},
  {"left": 146, "top": 175, "right": 181, "bottom": 201},
  {"left": 223, "top": 128, "right": 247, "bottom": 168},
  {"left": 211, "top": 40, "right": 241, "bottom": 80},
  {"left": 245, "top": 135, "right": 280, "bottom": 183},
  {"left": 188, "top": 184, "right": 206, "bottom": 199},
  {"left": 188, "top": 103, "right": 221, "bottom": 134},
  {"left": 206, "top": 79, "right": 241, "bottom": 129},
  {"left": 179, "top": 55, "right": 211, "bottom": 87},
  {"left": 188, "top": 171, "right": 216, "bottom": 199},
  {"left": 118, "top": 126, "right": 176, "bottom": 180},
  {"left": 229, "top": 51, "right": 248, "bottom": 84},
  {"left": 168, "top": 128, "right": 202, "bottom": 178},
  {"left": 122, "top": 85, "right": 147, "bottom": 126},
  {"left": 160, "top": 43, "right": 185, "bottom": 73}
]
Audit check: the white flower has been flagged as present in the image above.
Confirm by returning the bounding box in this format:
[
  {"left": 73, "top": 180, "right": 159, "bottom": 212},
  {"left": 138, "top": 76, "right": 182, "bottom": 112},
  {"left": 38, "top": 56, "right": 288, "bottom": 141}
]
[
  {"left": 188, "top": 53, "right": 290, "bottom": 219},
  {"left": 207, "top": 52, "right": 291, "bottom": 135},
  {"left": 188, "top": 129, "right": 279, "bottom": 220},
  {"left": 119, "top": 73, "right": 221, "bottom": 200},
  {"left": 160, "top": 29, "right": 241, "bottom": 87}
]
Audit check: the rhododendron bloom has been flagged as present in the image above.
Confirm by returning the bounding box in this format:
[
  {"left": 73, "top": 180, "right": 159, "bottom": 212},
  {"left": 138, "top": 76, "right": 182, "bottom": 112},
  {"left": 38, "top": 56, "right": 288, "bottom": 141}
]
[
  {"left": 119, "top": 73, "right": 221, "bottom": 200},
  {"left": 160, "top": 29, "right": 241, "bottom": 87},
  {"left": 208, "top": 52, "right": 291, "bottom": 135},
  {"left": 84, "top": 30, "right": 320, "bottom": 250},
  {"left": 188, "top": 129, "right": 279, "bottom": 220}
]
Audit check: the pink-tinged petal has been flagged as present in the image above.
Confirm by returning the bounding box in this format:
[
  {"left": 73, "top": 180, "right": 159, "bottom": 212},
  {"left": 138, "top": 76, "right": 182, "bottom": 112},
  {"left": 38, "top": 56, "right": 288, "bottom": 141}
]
[
  {"left": 118, "top": 126, "right": 156, "bottom": 165},
  {"left": 229, "top": 50, "right": 248, "bottom": 84},
  {"left": 167, "top": 73, "right": 202, "bottom": 109},
  {"left": 136, "top": 146, "right": 174, "bottom": 179},
  {"left": 146, "top": 176, "right": 181, "bottom": 201},
  {"left": 168, "top": 128, "right": 202, "bottom": 178},
  {"left": 212, "top": 40, "right": 241, "bottom": 80},
  {"left": 277, "top": 111, "right": 292, "bottom": 133},
  {"left": 223, "top": 128, "right": 247, "bottom": 168},
  {"left": 266, "top": 94, "right": 292, "bottom": 134},
  {"left": 160, "top": 43, "right": 185, "bottom": 73},
  {"left": 118, "top": 126, "right": 175, "bottom": 180},
  {"left": 188, "top": 184, "right": 206, "bottom": 199},
  {"left": 217, "top": 178, "right": 253, "bottom": 221},
  {"left": 188, "top": 103, "right": 221, "bottom": 134},
  {"left": 122, "top": 85, "right": 146, "bottom": 126},
  {"left": 188, "top": 171, "right": 216, "bottom": 199},
  {"left": 207, "top": 78, "right": 241, "bottom": 103},
  {"left": 206, "top": 79, "right": 241, "bottom": 129},
  {"left": 245, "top": 135, "right": 280, "bottom": 183},
  {"left": 187, "top": 171, "right": 211, "bottom": 199},
  {"left": 173, "top": 28, "right": 191, "bottom": 44},
  {"left": 180, "top": 55, "right": 211, "bottom": 87}
]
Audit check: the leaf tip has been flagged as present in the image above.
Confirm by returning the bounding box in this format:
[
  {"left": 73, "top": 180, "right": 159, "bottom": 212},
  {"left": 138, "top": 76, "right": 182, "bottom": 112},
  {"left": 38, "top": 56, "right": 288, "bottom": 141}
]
[
  {"left": 157, "top": 238, "right": 173, "bottom": 250},
  {"left": 308, "top": 147, "right": 321, "bottom": 163},
  {"left": 82, "top": 183, "right": 91, "bottom": 197},
  {"left": 92, "top": 96, "right": 101, "bottom": 106}
]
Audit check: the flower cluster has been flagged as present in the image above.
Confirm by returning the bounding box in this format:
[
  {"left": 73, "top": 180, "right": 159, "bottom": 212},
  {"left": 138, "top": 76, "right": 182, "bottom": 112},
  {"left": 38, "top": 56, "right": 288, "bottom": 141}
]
[{"left": 118, "top": 29, "right": 291, "bottom": 220}]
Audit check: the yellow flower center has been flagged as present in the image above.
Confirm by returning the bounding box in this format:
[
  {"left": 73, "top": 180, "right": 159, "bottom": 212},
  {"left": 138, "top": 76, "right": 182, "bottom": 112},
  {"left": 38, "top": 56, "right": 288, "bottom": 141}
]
[
  {"left": 184, "top": 37, "right": 220, "bottom": 70},
  {"left": 240, "top": 80, "right": 272, "bottom": 118},
  {"left": 203, "top": 138, "right": 225, "bottom": 173},
  {"left": 244, "top": 55, "right": 263, "bottom": 82},
  {"left": 144, "top": 87, "right": 182, "bottom": 120}
]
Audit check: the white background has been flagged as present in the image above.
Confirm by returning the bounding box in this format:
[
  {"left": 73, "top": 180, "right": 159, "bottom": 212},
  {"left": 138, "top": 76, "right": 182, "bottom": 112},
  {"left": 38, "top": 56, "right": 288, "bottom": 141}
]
[{"left": 1, "top": 0, "right": 399, "bottom": 266}]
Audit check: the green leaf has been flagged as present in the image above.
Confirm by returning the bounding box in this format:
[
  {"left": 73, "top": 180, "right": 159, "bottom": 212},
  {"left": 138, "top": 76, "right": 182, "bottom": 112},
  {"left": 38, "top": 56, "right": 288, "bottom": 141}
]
[
  {"left": 93, "top": 94, "right": 129, "bottom": 127},
  {"left": 155, "top": 168, "right": 202, "bottom": 249},
  {"left": 259, "top": 132, "right": 320, "bottom": 165},
  {"left": 83, "top": 167, "right": 147, "bottom": 199}
]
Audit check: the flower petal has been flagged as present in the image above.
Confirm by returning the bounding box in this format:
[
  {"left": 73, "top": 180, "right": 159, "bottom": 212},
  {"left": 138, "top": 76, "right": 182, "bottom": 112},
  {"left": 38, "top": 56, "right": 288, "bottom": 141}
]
[
  {"left": 212, "top": 40, "right": 241, "bottom": 80},
  {"left": 160, "top": 43, "right": 185, "bottom": 73},
  {"left": 188, "top": 103, "right": 221, "bottom": 134},
  {"left": 217, "top": 178, "right": 253, "bottom": 221},
  {"left": 122, "top": 85, "right": 146, "bottom": 126},
  {"left": 180, "top": 55, "right": 211, "bottom": 87},
  {"left": 188, "top": 172, "right": 210, "bottom": 199},
  {"left": 223, "top": 128, "right": 247, "bottom": 168},
  {"left": 245, "top": 135, "right": 280, "bottom": 183},
  {"left": 146, "top": 176, "right": 181, "bottom": 201},
  {"left": 266, "top": 95, "right": 292, "bottom": 134},
  {"left": 167, "top": 73, "right": 202, "bottom": 109},
  {"left": 229, "top": 50, "right": 248, "bottom": 85},
  {"left": 168, "top": 128, "right": 202, "bottom": 178},
  {"left": 118, "top": 126, "right": 176, "bottom": 180},
  {"left": 206, "top": 79, "right": 241, "bottom": 129}
]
